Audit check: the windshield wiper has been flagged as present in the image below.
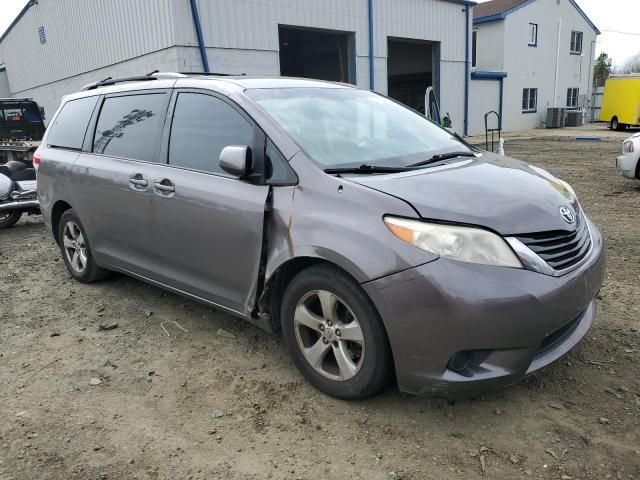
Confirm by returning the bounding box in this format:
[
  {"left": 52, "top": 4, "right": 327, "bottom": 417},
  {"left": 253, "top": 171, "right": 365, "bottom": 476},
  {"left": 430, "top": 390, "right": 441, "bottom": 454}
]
[
  {"left": 408, "top": 151, "right": 476, "bottom": 167},
  {"left": 324, "top": 164, "right": 414, "bottom": 174}
]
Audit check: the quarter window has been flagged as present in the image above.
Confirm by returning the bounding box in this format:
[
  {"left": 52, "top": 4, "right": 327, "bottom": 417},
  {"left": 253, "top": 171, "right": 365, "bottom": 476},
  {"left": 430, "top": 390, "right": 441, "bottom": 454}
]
[
  {"left": 566, "top": 88, "right": 579, "bottom": 109},
  {"left": 47, "top": 96, "right": 98, "bottom": 150},
  {"left": 522, "top": 88, "right": 537, "bottom": 113},
  {"left": 93, "top": 94, "right": 166, "bottom": 162},
  {"left": 528, "top": 23, "right": 538, "bottom": 47},
  {"left": 570, "top": 31, "right": 583, "bottom": 54},
  {"left": 168, "top": 93, "right": 254, "bottom": 175}
]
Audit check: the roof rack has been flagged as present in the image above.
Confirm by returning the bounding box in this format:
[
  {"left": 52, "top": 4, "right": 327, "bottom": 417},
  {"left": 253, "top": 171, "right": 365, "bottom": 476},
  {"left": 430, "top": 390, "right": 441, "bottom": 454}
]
[
  {"left": 0, "top": 97, "right": 35, "bottom": 102},
  {"left": 80, "top": 72, "right": 187, "bottom": 91}
]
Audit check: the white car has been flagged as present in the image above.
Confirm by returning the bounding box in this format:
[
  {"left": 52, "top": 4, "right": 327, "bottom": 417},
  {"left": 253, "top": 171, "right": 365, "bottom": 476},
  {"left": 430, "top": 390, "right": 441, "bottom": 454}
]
[{"left": 617, "top": 132, "right": 640, "bottom": 179}]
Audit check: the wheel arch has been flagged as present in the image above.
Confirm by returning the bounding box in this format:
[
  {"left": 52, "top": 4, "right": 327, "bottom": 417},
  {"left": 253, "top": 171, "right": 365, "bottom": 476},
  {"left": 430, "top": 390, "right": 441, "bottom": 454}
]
[
  {"left": 50, "top": 200, "right": 73, "bottom": 244},
  {"left": 263, "top": 253, "right": 376, "bottom": 335}
]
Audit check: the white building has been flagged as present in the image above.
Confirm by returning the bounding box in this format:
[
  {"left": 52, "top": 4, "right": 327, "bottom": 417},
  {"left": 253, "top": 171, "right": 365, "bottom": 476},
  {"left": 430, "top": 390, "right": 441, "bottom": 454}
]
[
  {"left": 468, "top": 0, "right": 599, "bottom": 135},
  {"left": 0, "top": 0, "right": 474, "bottom": 134}
]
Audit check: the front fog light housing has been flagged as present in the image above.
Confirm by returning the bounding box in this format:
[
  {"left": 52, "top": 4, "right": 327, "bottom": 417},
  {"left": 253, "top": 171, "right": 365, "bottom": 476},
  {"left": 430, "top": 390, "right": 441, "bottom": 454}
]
[{"left": 384, "top": 216, "right": 523, "bottom": 268}]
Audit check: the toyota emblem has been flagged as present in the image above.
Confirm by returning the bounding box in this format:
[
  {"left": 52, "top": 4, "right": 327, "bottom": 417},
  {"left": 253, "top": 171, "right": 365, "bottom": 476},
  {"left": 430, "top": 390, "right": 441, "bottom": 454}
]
[{"left": 559, "top": 206, "right": 575, "bottom": 224}]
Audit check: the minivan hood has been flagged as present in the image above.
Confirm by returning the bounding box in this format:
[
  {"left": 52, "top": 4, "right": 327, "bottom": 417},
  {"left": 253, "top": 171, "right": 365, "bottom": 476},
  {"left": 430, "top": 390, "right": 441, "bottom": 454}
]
[{"left": 347, "top": 153, "right": 579, "bottom": 235}]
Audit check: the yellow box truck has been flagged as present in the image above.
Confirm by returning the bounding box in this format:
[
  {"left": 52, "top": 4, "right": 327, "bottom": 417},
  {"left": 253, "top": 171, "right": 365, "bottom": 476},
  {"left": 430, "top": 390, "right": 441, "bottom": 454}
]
[{"left": 600, "top": 75, "right": 640, "bottom": 130}]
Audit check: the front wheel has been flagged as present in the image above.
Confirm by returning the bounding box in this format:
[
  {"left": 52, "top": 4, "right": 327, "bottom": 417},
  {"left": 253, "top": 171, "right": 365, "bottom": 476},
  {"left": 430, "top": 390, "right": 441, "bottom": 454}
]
[
  {"left": 281, "top": 264, "right": 393, "bottom": 399},
  {"left": 0, "top": 210, "right": 22, "bottom": 229}
]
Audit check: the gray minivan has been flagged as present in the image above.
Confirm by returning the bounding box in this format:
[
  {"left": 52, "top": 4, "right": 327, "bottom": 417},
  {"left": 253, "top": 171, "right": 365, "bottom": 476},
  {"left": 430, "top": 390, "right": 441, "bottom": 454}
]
[{"left": 36, "top": 73, "right": 605, "bottom": 399}]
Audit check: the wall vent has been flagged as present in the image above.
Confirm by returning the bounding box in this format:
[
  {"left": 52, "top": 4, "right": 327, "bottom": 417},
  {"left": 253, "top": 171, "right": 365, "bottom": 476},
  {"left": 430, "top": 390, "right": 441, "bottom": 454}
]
[{"left": 38, "top": 26, "right": 46, "bottom": 44}]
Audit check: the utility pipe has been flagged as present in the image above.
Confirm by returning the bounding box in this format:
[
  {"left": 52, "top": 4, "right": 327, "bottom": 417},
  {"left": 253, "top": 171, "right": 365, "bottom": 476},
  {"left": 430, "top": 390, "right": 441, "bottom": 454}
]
[{"left": 189, "top": 0, "right": 210, "bottom": 73}]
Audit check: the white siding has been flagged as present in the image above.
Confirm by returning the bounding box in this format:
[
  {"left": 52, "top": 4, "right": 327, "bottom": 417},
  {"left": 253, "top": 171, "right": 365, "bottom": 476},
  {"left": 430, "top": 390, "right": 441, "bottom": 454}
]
[
  {"left": 473, "top": 21, "right": 504, "bottom": 71},
  {"left": 13, "top": 47, "right": 182, "bottom": 125},
  {"left": 1, "top": 0, "right": 469, "bottom": 133},
  {"left": 468, "top": 79, "right": 501, "bottom": 136},
  {"left": 500, "top": 0, "right": 597, "bottom": 131},
  {"left": 0, "top": 70, "right": 10, "bottom": 97},
  {"left": 1, "top": 0, "right": 176, "bottom": 94},
  {"left": 174, "top": 0, "right": 469, "bottom": 131}
]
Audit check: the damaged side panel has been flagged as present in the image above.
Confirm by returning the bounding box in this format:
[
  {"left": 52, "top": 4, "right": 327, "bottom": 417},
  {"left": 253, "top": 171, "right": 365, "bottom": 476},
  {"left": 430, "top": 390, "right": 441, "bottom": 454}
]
[{"left": 258, "top": 152, "right": 439, "bottom": 329}]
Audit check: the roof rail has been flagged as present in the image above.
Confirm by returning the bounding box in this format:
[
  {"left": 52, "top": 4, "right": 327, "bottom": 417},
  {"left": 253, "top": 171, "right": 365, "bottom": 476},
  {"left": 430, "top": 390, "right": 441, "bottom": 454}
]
[
  {"left": 80, "top": 72, "right": 187, "bottom": 91},
  {"left": 179, "top": 71, "right": 247, "bottom": 77}
]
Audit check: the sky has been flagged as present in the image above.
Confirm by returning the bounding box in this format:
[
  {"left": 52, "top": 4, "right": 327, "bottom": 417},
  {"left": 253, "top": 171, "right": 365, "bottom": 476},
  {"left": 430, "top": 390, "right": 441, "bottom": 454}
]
[{"left": 0, "top": 0, "right": 639, "bottom": 66}]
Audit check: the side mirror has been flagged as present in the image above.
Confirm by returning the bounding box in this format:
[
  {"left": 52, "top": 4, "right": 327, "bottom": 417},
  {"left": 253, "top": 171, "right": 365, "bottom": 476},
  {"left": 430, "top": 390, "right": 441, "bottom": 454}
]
[{"left": 220, "top": 145, "right": 252, "bottom": 177}]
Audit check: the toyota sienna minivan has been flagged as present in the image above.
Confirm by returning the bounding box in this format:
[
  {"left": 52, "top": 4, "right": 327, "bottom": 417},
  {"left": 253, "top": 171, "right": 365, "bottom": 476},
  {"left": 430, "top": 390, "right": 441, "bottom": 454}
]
[{"left": 36, "top": 73, "right": 605, "bottom": 399}]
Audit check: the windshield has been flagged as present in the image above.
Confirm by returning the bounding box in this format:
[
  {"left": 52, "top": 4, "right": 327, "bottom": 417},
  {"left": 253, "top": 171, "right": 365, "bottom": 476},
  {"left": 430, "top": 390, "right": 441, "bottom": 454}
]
[{"left": 246, "top": 87, "right": 469, "bottom": 169}]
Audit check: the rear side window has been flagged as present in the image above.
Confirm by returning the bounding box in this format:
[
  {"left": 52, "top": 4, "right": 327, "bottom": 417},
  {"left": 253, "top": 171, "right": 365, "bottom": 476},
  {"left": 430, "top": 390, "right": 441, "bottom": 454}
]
[
  {"left": 47, "top": 96, "right": 98, "bottom": 150},
  {"left": 93, "top": 94, "right": 166, "bottom": 162},
  {"left": 168, "top": 93, "right": 254, "bottom": 174}
]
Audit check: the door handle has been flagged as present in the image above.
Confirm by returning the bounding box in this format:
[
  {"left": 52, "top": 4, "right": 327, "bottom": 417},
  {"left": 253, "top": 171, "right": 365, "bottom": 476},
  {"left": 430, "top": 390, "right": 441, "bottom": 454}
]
[
  {"left": 129, "top": 178, "right": 148, "bottom": 187},
  {"left": 153, "top": 180, "right": 175, "bottom": 193},
  {"left": 129, "top": 174, "right": 148, "bottom": 189}
]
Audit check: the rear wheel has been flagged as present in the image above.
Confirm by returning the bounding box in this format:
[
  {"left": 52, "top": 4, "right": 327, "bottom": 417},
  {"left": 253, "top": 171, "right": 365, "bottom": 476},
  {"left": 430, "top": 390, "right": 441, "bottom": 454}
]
[
  {"left": 281, "top": 264, "right": 393, "bottom": 399},
  {"left": 0, "top": 210, "right": 22, "bottom": 229},
  {"left": 58, "top": 210, "right": 109, "bottom": 283},
  {"left": 611, "top": 117, "right": 626, "bottom": 131}
]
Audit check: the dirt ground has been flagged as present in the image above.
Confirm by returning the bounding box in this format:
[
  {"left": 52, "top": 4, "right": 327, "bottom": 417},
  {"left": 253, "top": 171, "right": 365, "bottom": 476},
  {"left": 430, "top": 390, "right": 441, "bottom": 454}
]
[{"left": 1, "top": 129, "right": 639, "bottom": 480}]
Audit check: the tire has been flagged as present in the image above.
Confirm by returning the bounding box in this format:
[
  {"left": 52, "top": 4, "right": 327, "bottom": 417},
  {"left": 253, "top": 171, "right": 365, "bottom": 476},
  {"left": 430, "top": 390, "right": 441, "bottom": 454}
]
[
  {"left": 611, "top": 117, "right": 625, "bottom": 131},
  {"left": 281, "top": 264, "right": 393, "bottom": 399},
  {"left": 58, "top": 209, "right": 109, "bottom": 283},
  {"left": 0, "top": 210, "right": 22, "bottom": 229}
]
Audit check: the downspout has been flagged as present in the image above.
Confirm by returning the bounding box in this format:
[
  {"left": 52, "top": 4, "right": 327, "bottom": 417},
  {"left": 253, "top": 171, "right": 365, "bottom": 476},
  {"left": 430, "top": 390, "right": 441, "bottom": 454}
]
[
  {"left": 553, "top": 18, "right": 562, "bottom": 107},
  {"left": 498, "top": 77, "right": 504, "bottom": 130},
  {"left": 189, "top": 0, "right": 210, "bottom": 73},
  {"left": 464, "top": 4, "right": 470, "bottom": 136},
  {"left": 368, "top": 0, "right": 375, "bottom": 90}
]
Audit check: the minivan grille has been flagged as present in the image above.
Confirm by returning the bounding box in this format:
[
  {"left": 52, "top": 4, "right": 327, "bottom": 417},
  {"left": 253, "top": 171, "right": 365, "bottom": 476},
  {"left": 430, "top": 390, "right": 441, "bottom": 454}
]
[{"left": 515, "top": 213, "right": 591, "bottom": 271}]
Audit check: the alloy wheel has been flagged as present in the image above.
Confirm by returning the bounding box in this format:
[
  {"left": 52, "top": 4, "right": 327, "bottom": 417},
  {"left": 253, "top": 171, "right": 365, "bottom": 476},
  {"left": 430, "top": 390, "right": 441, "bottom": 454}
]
[
  {"left": 293, "top": 289, "right": 365, "bottom": 381},
  {"left": 62, "top": 221, "right": 88, "bottom": 273}
]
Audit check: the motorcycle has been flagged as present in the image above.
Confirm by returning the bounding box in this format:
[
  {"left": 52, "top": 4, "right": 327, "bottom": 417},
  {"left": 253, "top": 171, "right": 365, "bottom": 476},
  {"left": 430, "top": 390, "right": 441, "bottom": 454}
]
[{"left": 0, "top": 160, "right": 39, "bottom": 229}]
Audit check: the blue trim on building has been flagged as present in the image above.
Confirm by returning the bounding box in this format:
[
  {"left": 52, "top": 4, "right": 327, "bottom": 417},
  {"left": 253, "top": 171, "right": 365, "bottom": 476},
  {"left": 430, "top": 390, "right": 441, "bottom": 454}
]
[
  {"left": 189, "top": 0, "right": 210, "bottom": 73},
  {"left": 471, "top": 70, "right": 507, "bottom": 79},
  {"left": 473, "top": 0, "right": 599, "bottom": 34},
  {"left": 368, "top": 0, "right": 375, "bottom": 90}
]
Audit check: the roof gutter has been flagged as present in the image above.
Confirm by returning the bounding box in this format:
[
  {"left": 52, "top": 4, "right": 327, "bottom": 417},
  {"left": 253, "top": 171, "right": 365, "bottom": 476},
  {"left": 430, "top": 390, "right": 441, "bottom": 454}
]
[{"left": 189, "top": 0, "right": 210, "bottom": 73}]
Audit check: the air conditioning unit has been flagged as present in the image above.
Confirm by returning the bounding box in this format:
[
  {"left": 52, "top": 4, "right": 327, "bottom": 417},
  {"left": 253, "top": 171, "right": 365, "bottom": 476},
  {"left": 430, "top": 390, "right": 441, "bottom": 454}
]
[
  {"left": 565, "top": 110, "right": 584, "bottom": 127},
  {"left": 546, "top": 107, "right": 566, "bottom": 128}
]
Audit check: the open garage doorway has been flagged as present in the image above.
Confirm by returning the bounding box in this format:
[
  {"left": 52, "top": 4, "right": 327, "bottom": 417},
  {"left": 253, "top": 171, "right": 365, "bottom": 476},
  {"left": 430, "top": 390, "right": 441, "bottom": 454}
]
[
  {"left": 279, "top": 26, "right": 355, "bottom": 84},
  {"left": 387, "top": 38, "right": 439, "bottom": 114}
]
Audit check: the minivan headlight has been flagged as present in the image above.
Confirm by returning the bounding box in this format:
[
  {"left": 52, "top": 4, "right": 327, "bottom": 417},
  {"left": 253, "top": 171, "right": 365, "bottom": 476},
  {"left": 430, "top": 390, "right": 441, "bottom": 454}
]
[{"left": 384, "top": 216, "right": 523, "bottom": 268}]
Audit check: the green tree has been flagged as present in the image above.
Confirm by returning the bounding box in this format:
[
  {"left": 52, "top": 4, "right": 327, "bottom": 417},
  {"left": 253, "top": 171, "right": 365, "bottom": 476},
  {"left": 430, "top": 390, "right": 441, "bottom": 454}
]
[{"left": 593, "top": 52, "right": 612, "bottom": 87}]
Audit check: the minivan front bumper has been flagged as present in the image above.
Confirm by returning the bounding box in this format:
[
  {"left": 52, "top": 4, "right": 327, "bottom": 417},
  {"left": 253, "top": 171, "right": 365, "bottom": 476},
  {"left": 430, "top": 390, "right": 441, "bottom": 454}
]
[{"left": 363, "top": 222, "right": 605, "bottom": 396}]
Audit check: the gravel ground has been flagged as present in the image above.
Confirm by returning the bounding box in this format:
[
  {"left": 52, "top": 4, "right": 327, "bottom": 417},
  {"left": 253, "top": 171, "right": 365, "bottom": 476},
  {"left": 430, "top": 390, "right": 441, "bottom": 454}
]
[{"left": 1, "top": 133, "right": 639, "bottom": 480}]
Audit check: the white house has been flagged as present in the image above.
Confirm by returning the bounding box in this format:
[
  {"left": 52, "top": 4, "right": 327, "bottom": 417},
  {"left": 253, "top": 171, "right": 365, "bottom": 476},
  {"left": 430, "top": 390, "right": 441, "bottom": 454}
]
[{"left": 468, "top": 0, "right": 599, "bottom": 135}]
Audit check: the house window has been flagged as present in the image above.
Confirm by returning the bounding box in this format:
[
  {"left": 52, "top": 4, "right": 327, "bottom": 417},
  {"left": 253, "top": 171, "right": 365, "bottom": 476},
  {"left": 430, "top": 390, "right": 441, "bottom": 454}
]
[
  {"left": 528, "top": 23, "right": 538, "bottom": 46},
  {"left": 522, "top": 88, "right": 537, "bottom": 112},
  {"left": 570, "top": 31, "right": 583, "bottom": 54},
  {"left": 566, "top": 88, "right": 579, "bottom": 109},
  {"left": 472, "top": 30, "right": 477, "bottom": 68}
]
